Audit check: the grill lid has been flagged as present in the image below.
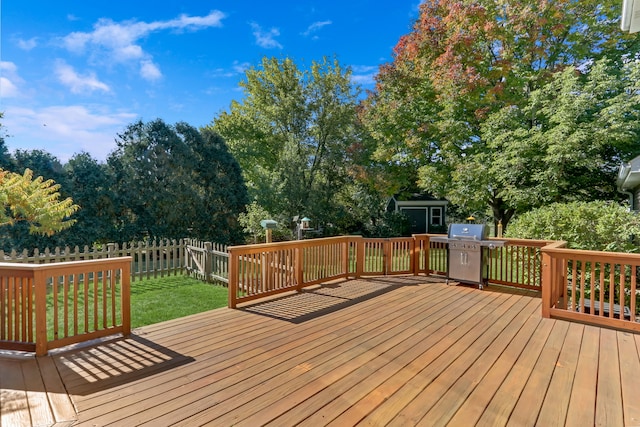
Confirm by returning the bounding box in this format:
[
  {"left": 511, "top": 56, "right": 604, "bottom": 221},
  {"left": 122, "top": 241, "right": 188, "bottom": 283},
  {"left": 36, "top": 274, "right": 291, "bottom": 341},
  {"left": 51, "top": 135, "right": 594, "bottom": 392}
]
[{"left": 448, "top": 223, "right": 487, "bottom": 240}]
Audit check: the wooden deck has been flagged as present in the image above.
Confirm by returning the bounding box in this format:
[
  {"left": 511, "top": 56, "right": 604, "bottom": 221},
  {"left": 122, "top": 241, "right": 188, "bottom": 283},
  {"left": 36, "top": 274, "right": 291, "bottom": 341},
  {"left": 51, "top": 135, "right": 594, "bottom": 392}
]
[{"left": 2, "top": 276, "right": 640, "bottom": 426}]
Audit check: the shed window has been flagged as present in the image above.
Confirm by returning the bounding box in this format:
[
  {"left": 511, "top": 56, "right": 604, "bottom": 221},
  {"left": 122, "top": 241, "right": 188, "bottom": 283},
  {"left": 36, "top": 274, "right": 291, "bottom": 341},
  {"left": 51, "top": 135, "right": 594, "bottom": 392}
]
[{"left": 431, "top": 207, "right": 443, "bottom": 226}]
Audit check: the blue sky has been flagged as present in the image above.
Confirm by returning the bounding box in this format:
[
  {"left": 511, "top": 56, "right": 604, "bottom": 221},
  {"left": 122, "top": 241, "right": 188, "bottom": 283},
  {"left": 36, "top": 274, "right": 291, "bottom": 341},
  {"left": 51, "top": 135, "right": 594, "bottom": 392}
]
[{"left": 0, "top": 1, "right": 422, "bottom": 162}]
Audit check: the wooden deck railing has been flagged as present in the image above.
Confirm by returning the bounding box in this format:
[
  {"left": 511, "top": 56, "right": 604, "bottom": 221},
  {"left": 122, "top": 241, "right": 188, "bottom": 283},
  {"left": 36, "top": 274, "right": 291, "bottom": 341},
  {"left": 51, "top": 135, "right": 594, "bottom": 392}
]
[
  {"left": 0, "top": 257, "right": 131, "bottom": 356},
  {"left": 228, "top": 235, "right": 547, "bottom": 308},
  {"left": 1, "top": 240, "right": 180, "bottom": 281},
  {"left": 353, "top": 237, "right": 416, "bottom": 276},
  {"left": 486, "top": 238, "right": 550, "bottom": 291},
  {"left": 541, "top": 243, "right": 640, "bottom": 333},
  {"left": 228, "top": 237, "right": 351, "bottom": 307}
]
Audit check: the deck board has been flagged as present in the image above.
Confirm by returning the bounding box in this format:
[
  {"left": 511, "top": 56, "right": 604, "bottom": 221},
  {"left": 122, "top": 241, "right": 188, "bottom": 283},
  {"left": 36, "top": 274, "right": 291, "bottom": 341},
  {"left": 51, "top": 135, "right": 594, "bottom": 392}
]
[
  {"left": 564, "top": 325, "right": 600, "bottom": 427},
  {"left": 268, "top": 287, "right": 491, "bottom": 427},
  {"left": 362, "top": 294, "right": 528, "bottom": 426},
  {"left": 22, "top": 360, "right": 56, "bottom": 427},
  {"left": 474, "top": 316, "right": 556, "bottom": 427},
  {"left": 385, "top": 296, "right": 537, "bottom": 426},
  {"left": 618, "top": 331, "right": 640, "bottom": 426},
  {"left": 327, "top": 290, "right": 507, "bottom": 427},
  {"left": 237, "top": 288, "right": 493, "bottom": 427},
  {"left": 505, "top": 319, "right": 570, "bottom": 427},
  {"left": 536, "top": 322, "right": 583, "bottom": 426},
  {"left": 2, "top": 276, "right": 640, "bottom": 427},
  {"left": 596, "top": 328, "right": 624, "bottom": 426},
  {"left": 417, "top": 298, "right": 543, "bottom": 427},
  {"left": 0, "top": 359, "right": 33, "bottom": 427}
]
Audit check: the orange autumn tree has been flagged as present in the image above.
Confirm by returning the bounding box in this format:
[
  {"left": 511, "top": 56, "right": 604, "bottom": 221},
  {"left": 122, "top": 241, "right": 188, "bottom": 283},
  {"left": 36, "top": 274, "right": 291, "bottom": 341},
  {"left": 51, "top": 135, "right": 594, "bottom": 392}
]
[
  {"left": 360, "top": 0, "right": 639, "bottom": 230},
  {"left": 0, "top": 168, "right": 78, "bottom": 236}
]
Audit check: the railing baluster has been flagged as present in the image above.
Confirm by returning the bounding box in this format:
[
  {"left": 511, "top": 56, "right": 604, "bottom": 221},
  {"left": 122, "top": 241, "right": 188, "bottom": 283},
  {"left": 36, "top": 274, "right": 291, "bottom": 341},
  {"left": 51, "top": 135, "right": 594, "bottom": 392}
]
[
  {"left": 619, "top": 265, "right": 626, "bottom": 321},
  {"left": 579, "top": 261, "right": 586, "bottom": 313},
  {"left": 609, "top": 265, "right": 615, "bottom": 319},
  {"left": 632, "top": 266, "right": 637, "bottom": 321},
  {"left": 102, "top": 269, "right": 107, "bottom": 329},
  {"left": 53, "top": 275, "right": 59, "bottom": 339},
  {"left": 589, "top": 262, "right": 595, "bottom": 318}
]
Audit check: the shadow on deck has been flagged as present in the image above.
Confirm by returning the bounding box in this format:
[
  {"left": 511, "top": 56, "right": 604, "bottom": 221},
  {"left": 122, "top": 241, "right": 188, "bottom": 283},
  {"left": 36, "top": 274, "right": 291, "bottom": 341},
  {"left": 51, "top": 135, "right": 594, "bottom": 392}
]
[{"left": 241, "top": 275, "right": 436, "bottom": 323}]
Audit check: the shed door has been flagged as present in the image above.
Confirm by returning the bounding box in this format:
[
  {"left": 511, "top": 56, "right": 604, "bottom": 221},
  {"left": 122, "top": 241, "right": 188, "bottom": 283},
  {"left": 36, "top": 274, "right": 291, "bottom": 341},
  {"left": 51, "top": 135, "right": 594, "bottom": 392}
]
[{"left": 400, "top": 208, "right": 428, "bottom": 234}]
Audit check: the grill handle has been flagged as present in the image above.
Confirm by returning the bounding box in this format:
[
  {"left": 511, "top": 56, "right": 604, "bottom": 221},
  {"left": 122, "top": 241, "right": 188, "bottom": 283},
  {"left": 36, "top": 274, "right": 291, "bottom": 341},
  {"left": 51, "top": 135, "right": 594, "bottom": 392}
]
[{"left": 451, "top": 235, "right": 479, "bottom": 240}]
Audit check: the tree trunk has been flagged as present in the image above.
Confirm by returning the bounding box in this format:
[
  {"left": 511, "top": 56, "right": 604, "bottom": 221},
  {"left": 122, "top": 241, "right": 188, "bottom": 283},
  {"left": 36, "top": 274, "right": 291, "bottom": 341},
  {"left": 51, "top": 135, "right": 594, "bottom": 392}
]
[{"left": 490, "top": 197, "right": 515, "bottom": 237}]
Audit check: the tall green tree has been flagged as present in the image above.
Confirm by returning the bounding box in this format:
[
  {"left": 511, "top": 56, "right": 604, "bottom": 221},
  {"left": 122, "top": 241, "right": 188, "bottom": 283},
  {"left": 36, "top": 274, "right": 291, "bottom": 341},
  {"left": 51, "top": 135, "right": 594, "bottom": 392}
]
[
  {"left": 13, "top": 149, "right": 66, "bottom": 189},
  {"left": 211, "top": 56, "right": 361, "bottom": 228},
  {"left": 109, "top": 119, "right": 198, "bottom": 240},
  {"left": 175, "top": 124, "right": 248, "bottom": 243},
  {"left": 483, "top": 58, "right": 640, "bottom": 212},
  {"left": 57, "top": 152, "right": 116, "bottom": 246},
  {"left": 108, "top": 119, "right": 247, "bottom": 243},
  {"left": 361, "top": 0, "right": 640, "bottom": 229}
]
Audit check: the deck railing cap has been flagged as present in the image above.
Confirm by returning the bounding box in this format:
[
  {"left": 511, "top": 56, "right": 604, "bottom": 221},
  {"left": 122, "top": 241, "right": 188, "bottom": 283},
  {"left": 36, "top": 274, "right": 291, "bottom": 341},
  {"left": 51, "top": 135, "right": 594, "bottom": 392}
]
[{"left": 0, "top": 256, "right": 133, "bottom": 271}]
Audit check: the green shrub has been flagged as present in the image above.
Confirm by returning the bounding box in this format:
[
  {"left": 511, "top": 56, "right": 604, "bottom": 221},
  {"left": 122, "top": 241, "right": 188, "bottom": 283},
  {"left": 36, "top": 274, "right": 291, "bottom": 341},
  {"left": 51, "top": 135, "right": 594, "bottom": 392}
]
[
  {"left": 506, "top": 201, "right": 640, "bottom": 252},
  {"left": 363, "top": 211, "right": 410, "bottom": 238}
]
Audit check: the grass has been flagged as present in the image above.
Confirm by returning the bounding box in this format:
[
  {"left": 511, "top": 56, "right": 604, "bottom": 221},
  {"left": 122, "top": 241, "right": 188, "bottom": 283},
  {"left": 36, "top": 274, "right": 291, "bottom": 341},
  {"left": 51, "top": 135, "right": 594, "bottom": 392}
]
[
  {"left": 130, "top": 275, "right": 228, "bottom": 328},
  {"left": 45, "top": 274, "right": 228, "bottom": 339}
]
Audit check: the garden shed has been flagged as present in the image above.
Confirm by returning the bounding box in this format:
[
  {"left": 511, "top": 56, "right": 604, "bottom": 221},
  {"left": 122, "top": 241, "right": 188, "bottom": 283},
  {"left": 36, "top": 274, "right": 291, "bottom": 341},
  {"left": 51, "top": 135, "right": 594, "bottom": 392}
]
[
  {"left": 386, "top": 193, "right": 448, "bottom": 234},
  {"left": 617, "top": 155, "right": 640, "bottom": 210}
]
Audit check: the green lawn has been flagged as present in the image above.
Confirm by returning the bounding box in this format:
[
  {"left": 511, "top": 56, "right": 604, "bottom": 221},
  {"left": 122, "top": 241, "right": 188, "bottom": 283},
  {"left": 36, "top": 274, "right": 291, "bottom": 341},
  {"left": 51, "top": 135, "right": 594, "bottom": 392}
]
[
  {"left": 46, "top": 274, "right": 228, "bottom": 339},
  {"left": 131, "top": 275, "right": 228, "bottom": 328}
]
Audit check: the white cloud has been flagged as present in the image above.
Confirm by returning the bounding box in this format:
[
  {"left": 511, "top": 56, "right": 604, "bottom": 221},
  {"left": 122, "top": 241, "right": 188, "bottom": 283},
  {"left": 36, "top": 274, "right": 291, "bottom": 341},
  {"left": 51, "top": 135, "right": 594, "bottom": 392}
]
[
  {"left": 302, "top": 20, "right": 332, "bottom": 38},
  {"left": 17, "top": 37, "right": 38, "bottom": 50},
  {"left": 1, "top": 62, "right": 18, "bottom": 73},
  {"left": 232, "top": 61, "right": 251, "bottom": 74},
  {"left": 351, "top": 65, "right": 379, "bottom": 86},
  {"left": 352, "top": 65, "right": 378, "bottom": 73},
  {"left": 0, "top": 61, "right": 24, "bottom": 98},
  {"left": 54, "top": 60, "right": 111, "bottom": 94},
  {"left": 2, "top": 105, "right": 138, "bottom": 161},
  {"left": 208, "top": 61, "right": 251, "bottom": 79},
  {"left": 60, "top": 10, "right": 226, "bottom": 80},
  {"left": 250, "top": 22, "right": 283, "bottom": 49},
  {"left": 208, "top": 68, "right": 235, "bottom": 78},
  {"left": 140, "top": 60, "right": 162, "bottom": 81},
  {"left": 351, "top": 74, "right": 376, "bottom": 85},
  {"left": 0, "top": 77, "right": 20, "bottom": 98}
]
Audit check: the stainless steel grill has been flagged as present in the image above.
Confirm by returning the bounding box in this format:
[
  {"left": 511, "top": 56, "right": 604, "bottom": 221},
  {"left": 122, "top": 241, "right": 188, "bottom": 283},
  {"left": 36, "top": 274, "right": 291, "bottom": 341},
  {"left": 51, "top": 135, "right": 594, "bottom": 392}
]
[{"left": 433, "top": 224, "right": 506, "bottom": 289}]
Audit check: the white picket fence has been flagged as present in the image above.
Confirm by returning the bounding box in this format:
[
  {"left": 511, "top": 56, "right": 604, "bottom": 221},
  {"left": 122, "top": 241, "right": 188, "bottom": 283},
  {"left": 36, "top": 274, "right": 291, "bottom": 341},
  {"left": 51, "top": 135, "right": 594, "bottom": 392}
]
[{"left": 0, "top": 238, "right": 229, "bottom": 284}]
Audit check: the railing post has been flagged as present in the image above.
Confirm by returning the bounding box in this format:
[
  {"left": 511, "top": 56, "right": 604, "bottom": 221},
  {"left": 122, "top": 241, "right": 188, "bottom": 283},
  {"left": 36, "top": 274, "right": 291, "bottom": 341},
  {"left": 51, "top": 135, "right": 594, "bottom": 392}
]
[
  {"left": 228, "top": 248, "right": 238, "bottom": 308},
  {"left": 411, "top": 237, "right": 417, "bottom": 275},
  {"left": 424, "top": 236, "right": 431, "bottom": 275},
  {"left": 121, "top": 261, "right": 131, "bottom": 337},
  {"left": 342, "top": 238, "right": 350, "bottom": 279},
  {"left": 34, "top": 269, "right": 48, "bottom": 356},
  {"left": 384, "top": 240, "right": 391, "bottom": 275},
  {"left": 295, "top": 246, "right": 304, "bottom": 291},
  {"left": 541, "top": 250, "right": 551, "bottom": 318},
  {"left": 262, "top": 251, "right": 269, "bottom": 292},
  {"left": 355, "top": 236, "right": 364, "bottom": 278}
]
